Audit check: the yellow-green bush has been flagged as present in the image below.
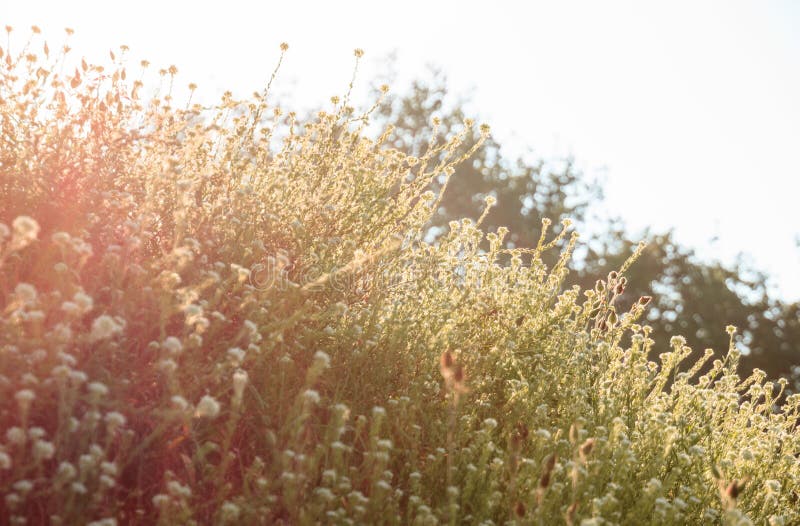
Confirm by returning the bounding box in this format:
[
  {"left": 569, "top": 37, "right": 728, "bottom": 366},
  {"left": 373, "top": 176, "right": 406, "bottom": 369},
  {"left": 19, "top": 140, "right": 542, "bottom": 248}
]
[{"left": 1, "top": 29, "right": 798, "bottom": 525}]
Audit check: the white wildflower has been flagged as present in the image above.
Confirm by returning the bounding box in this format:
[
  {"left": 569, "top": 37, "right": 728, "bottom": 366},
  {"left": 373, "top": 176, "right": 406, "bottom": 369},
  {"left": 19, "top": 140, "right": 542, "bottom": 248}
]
[
  {"left": 90, "top": 315, "right": 123, "bottom": 342},
  {"left": 13, "top": 480, "right": 33, "bottom": 494},
  {"left": 171, "top": 396, "right": 189, "bottom": 411},
  {"left": 167, "top": 480, "right": 192, "bottom": 498},
  {"left": 6, "top": 426, "right": 28, "bottom": 446},
  {"left": 71, "top": 482, "right": 87, "bottom": 494},
  {"left": 104, "top": 411, "right": 126, "bottom": 429},
  {"left": 162, "top": 337, "right": 183, "bottom": 355},
  {"left": 14, "top": 283, "right": 37, "bottom": 304},
  {"left": 88, "top": 382, "right": 109, "bottom": 397},
  {"left": 0, "top": 451, "right": 11, "bottom": 469},
  {"left": 302, "top": 389, "right": 320, "bottom": 405},
  {"left": 51, "top": 231, "right": 71, "bottom": 245},
  {"left": 158, "top": 358, "right": 178, "bottom": 374},
  {"left": 313, "top": 350, "right": 331, "bottom": 369},
  {"left": 227, "top": 347, "right": 245, "bottom": 365},
  {"left": 33, "top": 440, "right": 55, "bottom": 461},
  {"left": 220, "top": 501, "right": 241, "bottom": 522},
  {"left": 195, "top": 395, "right": 221, "bottom": 419},
  {"left": 11, "top": 215, "right": 40, "bottom": 248},
  {"left": 56, "top": 461, "right": 77, "bottom": 480},
  {"left": 73, "top": 292, "right": 94, "bottom": 313},
  {"left": 101, "top": 461, "right": 118, "bottom": 476},
  {"left": 14, "top": 389, "right": 35, "bottom": 412}
]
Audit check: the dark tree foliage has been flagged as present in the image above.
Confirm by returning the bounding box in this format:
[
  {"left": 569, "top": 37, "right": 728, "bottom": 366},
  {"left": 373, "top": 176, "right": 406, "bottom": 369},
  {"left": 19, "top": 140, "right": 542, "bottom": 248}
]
[{"left": 374, "top": 73, "right": 800, "bottom": 390}]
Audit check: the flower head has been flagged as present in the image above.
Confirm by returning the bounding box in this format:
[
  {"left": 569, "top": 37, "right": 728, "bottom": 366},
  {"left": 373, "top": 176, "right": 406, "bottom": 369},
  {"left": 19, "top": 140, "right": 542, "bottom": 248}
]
[
  {"left": 90, "top": 315, "right": 124, "bottom": 342},
  {"left": 195, "top": 395, "right": 221, "bottom": 419},
  {"left": 11, "top": 215, "right": 40, "bottom": 248}
]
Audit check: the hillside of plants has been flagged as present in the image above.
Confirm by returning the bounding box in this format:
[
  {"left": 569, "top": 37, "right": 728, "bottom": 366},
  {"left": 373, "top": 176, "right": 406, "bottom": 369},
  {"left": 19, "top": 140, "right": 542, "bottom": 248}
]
[{"left": 1, "top": 29, "right": 799, "bottom": 525}]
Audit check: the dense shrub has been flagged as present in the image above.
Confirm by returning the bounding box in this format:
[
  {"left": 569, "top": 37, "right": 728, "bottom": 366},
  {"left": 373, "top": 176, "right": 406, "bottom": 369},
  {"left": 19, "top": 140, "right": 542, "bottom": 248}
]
[{"left": 1, "top": 29, "right": 798, "bottom": 525}]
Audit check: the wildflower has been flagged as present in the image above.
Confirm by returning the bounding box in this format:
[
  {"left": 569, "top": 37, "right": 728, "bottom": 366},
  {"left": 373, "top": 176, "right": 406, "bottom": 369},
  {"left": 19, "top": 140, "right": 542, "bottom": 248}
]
[
  {"left": 14, "top": 283, "right": 37, "bottom": 304},
  {"left": 56, "top": 461, "right": 77, "bottom": 480},
  {"left": 220, "top": 501, "right": 241, "bottom": 522},
  {"left": 312, "top": 350, "right": 331, "bottom": 369},
  {"left": 69, "top": 370, "right": 87, "bottom": 384},
  {"left": 167, "top": 480, "right": 192, "bottom": 498},
  {"left": 280, "top": 42, "right": 289, "bottom": 51},
  {"left": 195, "top": 395, "right": 221, "bottom": 419},
  {"left": 315, "top": 487, "right": 336, "bottom": 502},
  {"left": 28, "top": 426, "right": 46, "bottom": 439},
  {"left": 13, "top": 480, "right": 33, "bottom": 494},
  {"left": 353, "top": 48, "right": 364, "bottom": 58},
  {"left": 0, "top": 451, "right": 11, "bottom": 469},
  {"left": 158, "top": 358, "right": 178, "bottom": 374},
  {"left": 99, "top": 475, "right": 116, "bottom": 488},
  {"left": 227, "top": 347, "right": 245, "bottom": 364},
  {"left": 33, "top": 440, "right": 55, "bottom": 460},
  {"left": 90, "top": 315, "right": 123, "bottom": 341},
  {"left": 51, "top": 231, "right": 71, "bottom": 245},
  {"left": 162, "top": 336, "right": 183, "bottom": 355},
  {"left": 171, "top": 395, "right": 189, "bottom": 411},
  {"left": 231, "top": 263, "right": 250, "bottom": 283},
  {"left": 104, "top": 411, "right": 126, "bottom": 429},
  {"left": 5, "top": 493, "right": 21, "bottom": 509},
  {"left": 88, "top": 382, "right": 109, "bottom": 397},
  {"left": 11, "top": 215, "right": 40, "bottom": 248},
  {"left": 302, "top": 389, "right": 320, "bottom": 405},
  {"left": 6, "top": 426, "right": 28, "bottom": 446},
  {"left": 15, "top": 389, "right": 35, "bottom": 413},
  {"left": 765, "top": 479, "right": 781, "bottom": 493},
  {"left": 726, "top": 325, "right": 737, "bottom": 335},
  {"left": 71, "top": 482, "right": 87, "bottom": 494},
  {"left": 101, "top": 461, "right": 118, "bottom": 476},
  {"left": 669, "top": 335, "right": 686, "bottom": 348}
]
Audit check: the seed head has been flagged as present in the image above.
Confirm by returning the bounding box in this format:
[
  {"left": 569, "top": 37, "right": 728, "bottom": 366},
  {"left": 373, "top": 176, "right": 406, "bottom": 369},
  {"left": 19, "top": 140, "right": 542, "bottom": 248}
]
[
  {"left": 579, "top": 438, "right": 595, "bottom": 462},
  {"left": 195, "top": 395, "right": 221, "bottom": 419}
]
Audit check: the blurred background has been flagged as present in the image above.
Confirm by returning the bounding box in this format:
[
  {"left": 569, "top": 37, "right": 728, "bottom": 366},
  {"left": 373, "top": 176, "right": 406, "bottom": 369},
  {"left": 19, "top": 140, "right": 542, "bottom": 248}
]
[{"left": 5, "top": 0, "right": 799, "bottom": 386}]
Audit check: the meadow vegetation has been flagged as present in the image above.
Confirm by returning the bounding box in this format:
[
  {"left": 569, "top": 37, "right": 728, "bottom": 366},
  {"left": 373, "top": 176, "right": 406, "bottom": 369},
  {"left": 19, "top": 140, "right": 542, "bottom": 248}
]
[{"left": 1, "top": 28, "right": 799, "bottom": 525}]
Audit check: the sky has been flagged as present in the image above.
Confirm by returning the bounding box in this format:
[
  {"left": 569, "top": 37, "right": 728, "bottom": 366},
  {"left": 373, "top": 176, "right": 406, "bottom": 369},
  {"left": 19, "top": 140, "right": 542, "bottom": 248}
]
[{"left": 4, "top": 0, "right": 800, "bottom": 300}]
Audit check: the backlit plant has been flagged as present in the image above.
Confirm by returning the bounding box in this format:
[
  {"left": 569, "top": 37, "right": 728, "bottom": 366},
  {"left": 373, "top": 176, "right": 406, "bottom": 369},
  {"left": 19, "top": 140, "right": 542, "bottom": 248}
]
[{"left": 1, "top": 27, "right": 798, "bottom": 525}]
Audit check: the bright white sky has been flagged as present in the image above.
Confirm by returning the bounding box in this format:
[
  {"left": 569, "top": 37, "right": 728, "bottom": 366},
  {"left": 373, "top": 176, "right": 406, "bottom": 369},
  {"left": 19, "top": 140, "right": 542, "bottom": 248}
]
[{"left": 5, "top": 0, "right": 800, "bottom": 300}]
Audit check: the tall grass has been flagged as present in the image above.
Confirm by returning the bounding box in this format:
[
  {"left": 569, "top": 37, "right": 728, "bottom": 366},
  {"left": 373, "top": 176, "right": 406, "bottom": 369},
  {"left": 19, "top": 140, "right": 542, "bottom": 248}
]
[{"left": 1, "top": 28, "right": 798, "bottom": 525}]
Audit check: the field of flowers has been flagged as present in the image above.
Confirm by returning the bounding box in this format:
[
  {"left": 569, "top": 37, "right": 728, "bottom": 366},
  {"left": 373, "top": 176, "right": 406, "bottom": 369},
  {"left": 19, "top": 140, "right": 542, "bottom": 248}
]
[{"left": 1, "top": 28, "right": 799, "bottom": 525}]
